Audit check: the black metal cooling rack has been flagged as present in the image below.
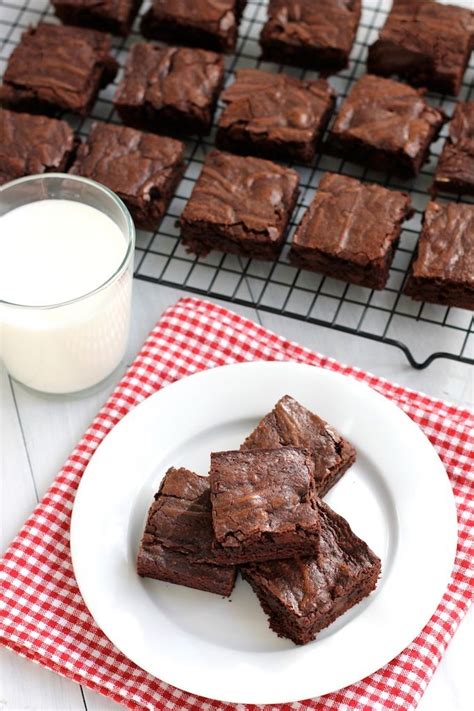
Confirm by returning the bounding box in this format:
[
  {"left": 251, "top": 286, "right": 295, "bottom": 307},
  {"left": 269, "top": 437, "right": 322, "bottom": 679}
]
[{"left": 1, "top": 0, "right": 473, "bottom": 368}]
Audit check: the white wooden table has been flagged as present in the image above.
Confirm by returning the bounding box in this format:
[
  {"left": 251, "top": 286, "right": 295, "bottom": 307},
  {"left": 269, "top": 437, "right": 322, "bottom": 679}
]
[{"left": 1, "top": 279, "right": 473, "bottom": 710}]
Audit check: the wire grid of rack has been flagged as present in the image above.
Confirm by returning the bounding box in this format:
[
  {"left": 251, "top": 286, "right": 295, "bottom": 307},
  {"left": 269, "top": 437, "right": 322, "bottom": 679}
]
[{"left": 1, "top": 0, "right": 473, "bottom": 368}]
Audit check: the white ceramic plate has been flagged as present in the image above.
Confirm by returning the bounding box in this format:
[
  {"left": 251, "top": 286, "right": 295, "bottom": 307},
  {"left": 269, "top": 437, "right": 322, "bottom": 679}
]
[{"left": 71, "top": 362, "right": 457, "bottom": 704}]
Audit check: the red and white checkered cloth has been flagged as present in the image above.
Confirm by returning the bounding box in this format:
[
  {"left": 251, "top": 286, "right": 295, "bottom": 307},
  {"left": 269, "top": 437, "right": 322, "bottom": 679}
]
[{"left": 1, "top": 297, "right": 473, "bottom": 710}]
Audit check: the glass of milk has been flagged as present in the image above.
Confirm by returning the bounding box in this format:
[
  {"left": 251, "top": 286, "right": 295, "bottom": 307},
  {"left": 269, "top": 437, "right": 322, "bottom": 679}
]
[{"left": 0, "top": 174, "right": 135, "bottom": 394}]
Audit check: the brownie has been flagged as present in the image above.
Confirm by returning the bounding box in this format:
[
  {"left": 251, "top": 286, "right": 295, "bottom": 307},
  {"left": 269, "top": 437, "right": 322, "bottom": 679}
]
[
  {"left": 51, "top": 0, "right": 141, "bottom": 35},
  {"left": 325, "top": 75, "right": 445, "bottom": 178},
  {"left": 216, "top": 69, "right": 336, "bottom": 165},
  {"left": 140, "top": 0, "right": 247, "bottom": 53},
  {"left": 209, "top": 448, "right": 320, "bottom": 565},
  {"left": 0, "top": 108, "right": 76, "bottom": 186},
  {"left": 137, "top": 467, "right": 236, "bottom": 596},
  {"left": 241, "top": 498, "right": 381, "bottom": 645},
  {"left": 288, "top": 173, "right": 413, "bottom": 290},
  {"left": 180, "top": 150, "right": 299, "bottom": 259},
  {"left": 260, "top": 0, "right": 361, "bottom": 72},
  {"left": 241, "top": 395, "right": 355, "bottom": 497},
  {"left": 0, "top": 24, "right": 118, "bottom": 117},
  {"left": 113, "top": 43, "right": 224, "bottom": 136},
  {"left": 368, "top": 0, "right": 474, "bottom": 96},
  {"left": 69, "top": 122, "right": 185, "bottom": 231},
  {"left": 404, "top": 201, "right": 474, "bottom": 311},
  {"left": 433, "top": 102, "right": 474, "bottom": 197}
]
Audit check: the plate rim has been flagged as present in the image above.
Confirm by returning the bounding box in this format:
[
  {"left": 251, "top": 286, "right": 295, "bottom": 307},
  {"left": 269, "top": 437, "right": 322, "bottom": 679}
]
[{"left": 70, "top": 361, "right": 458, "bottom": 704}]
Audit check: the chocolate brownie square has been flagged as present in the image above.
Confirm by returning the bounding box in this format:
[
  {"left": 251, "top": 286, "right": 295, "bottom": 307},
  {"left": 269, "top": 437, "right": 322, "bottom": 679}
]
[
  {"left": 404, "top": 201, "right": 474, "bottom": 311},
  {"left": 368, "top": 0, "right": 474, "bottom": 96},
  {"left": 433, "top": 102, "right": 474, "bottom": 197},
  {"left": 141, "top": 0, "right": 247, "bottom": 53},
  {"left": 137, "top": 467, "right": 236, "bottom": 596},
  {"left": 241, "top": 395, "right": 355, "bottom": 497},
  {"left": 241, "top": 498, "right": 381, "bottom": 645},
  {"left": 288, "top": 173, "right": 413, "bottom": 290},
  {"left": 180, "top": 150, "right": 299, "bottom": 259},
  {"left": 260, "top": 0, "right": 361, "bottom": 72},
  {"left": 216, "top": 69, "right": 336, "bottom": 165},
  {"left": 0, "top": 23, "right": 118, "bottom": 117},
  {"left": 113, "top": 43, "right": 224, "bottom": 136},
  {"left": 0, "top": 108, "right": 76, "bottom": 186},
  {"left": 325, "top": 74, "right": 445, "bottom": 178},
  {"left": 51, "top": 0, "right": 142, "bottom": 36},
  {"left": 209, "top": 448, "right": 320, "bottom": 565},
  {"left": 70, "top": 122, "right": 185, "bottom": 231}
]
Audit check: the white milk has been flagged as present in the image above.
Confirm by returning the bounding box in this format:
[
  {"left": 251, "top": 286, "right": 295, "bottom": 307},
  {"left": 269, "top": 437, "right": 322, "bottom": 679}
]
[{"left": 0, "top": 199, "right": 133, "bottom": 393}]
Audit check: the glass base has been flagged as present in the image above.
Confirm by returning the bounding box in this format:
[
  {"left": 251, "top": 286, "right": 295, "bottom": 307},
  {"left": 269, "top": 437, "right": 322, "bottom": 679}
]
[{"left": 9, "top": 358, "right": 127, "bottom": 400}]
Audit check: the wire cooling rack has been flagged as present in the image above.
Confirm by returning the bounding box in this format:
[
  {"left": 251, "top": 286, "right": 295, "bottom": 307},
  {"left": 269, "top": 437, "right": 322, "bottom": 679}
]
[{"left": 1, "top": 0, "right": 473, "bottom": 368}]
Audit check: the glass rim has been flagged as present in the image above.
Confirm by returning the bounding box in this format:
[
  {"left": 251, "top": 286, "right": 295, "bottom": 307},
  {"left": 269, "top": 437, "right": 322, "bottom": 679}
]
[{"left": 0, "top": 173, "right": 135, "bottom": 310}]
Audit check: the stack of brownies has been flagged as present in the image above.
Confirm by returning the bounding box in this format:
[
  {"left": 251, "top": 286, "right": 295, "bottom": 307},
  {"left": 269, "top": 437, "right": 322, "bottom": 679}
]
[
  {"left": 137, "top": 395, "right": 381, "bottom": 645},
  {"left": 0, "top": 0, "right": 473, "bottom": 311}
]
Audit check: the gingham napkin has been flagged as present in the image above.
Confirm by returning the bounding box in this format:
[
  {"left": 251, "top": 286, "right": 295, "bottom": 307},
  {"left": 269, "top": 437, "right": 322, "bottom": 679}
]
[{"left": 1, "top": 297, "right": 473, "bottom": 711}]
